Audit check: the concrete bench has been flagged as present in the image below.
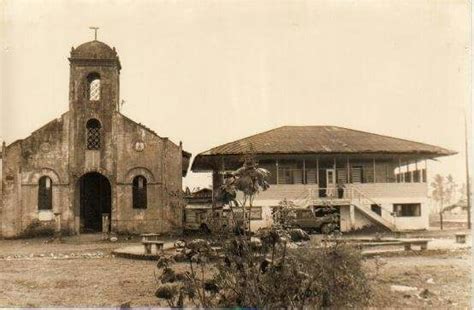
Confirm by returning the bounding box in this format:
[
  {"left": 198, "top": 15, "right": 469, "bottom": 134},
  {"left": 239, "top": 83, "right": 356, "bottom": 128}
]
[
  {"left": 141, "top": 233, "right": 161, "bottom": 242},
  {"left": 357, "top": 241, "right": 404, "bottom": 249},
  {"left": 402, "top": 239, "right": 430, "bottom": 251},
  {"left": 455, "top": 233, "right": 467, "bottom": 244},
  {"left": 142, "top": 240, "right": 164, "bottom": 254}
]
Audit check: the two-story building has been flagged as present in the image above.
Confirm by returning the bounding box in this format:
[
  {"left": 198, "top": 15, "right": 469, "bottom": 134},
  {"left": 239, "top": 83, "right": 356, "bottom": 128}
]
[{"left": 191, "top": 126, "right": 456, "bottom": 232}]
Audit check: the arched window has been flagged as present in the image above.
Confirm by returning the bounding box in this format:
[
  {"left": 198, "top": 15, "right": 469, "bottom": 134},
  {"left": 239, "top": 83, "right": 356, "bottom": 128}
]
[
  {"left": 38, "top": 176, "right": 52, "bottom": 210},
  {"left": 87, "top": 72, "right": 101, "bottom": 101},
  {"left": 133, "top": 175, "right": 147, "bottom": 209},
  {"left": 86, "top": 119, "right": 101, "bottom": 150}
]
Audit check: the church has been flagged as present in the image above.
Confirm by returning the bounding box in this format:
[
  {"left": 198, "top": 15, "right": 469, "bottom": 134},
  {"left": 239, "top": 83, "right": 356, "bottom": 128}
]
[{"left": 0, "top": 38, "right": 191, "bottom": 238}]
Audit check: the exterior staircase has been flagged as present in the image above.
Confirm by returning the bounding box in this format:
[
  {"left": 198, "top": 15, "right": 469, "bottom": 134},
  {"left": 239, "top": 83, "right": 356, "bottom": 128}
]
[
  {"left": 348, "top": 186, "right": 397, "bottom": 231},
  {"left": 309, "top": 186, "right": 397, "bottom": 231}
]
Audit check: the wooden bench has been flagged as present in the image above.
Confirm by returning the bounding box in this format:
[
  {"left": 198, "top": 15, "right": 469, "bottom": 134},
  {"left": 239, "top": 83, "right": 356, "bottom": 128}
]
[
  {"left": 141, "top": 233, "right": 164, "bottom": 254},
  {"left": 402, "top": 239, "right": 430, "bottom": 251},
  {"left": 455, "top": 233, "right": 467, "bottom": 244}
]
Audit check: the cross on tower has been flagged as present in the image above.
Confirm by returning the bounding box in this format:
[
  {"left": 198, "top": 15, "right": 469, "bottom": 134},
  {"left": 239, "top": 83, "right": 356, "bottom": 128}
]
[{"left": 89, "top": 27, "right": 99, "bottom": 41}]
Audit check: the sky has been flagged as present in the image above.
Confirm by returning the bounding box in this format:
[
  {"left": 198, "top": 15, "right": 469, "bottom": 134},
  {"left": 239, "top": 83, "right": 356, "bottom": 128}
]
[{"left": 0, "top": 0, "right": 471, "bottom": 191}]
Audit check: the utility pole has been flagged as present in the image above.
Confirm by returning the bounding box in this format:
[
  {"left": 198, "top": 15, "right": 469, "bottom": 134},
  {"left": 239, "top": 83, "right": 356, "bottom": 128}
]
[{"left": 465, "top": 114, "right": 471, "bottom": 229}]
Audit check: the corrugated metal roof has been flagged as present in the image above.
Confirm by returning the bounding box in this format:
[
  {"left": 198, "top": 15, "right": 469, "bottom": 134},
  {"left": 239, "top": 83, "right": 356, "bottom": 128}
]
[{"left": 192, "top": 126, "right": 456, "bottom": 170}]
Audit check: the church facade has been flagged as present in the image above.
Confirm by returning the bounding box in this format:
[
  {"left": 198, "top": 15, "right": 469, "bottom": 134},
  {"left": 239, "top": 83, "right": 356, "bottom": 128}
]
[{"left": 0, "top": 40, "right": 190, "bottom": 237}]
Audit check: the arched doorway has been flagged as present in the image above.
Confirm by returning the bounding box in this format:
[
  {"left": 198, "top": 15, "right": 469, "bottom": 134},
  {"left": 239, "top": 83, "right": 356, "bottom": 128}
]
[{"left": 79, "top": 172, "right": 111, "bottom": 233}]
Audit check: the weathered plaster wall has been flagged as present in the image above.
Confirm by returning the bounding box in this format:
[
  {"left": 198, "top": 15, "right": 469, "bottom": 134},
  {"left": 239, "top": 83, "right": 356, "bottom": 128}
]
[
  {"left": 1, "top": 43, "right": 187, "bottom": 238},
  {"left": 113, "top": 114, "right": 183, "bottom": 234},
  {"left": 1, "top": 114, "right": 75, "bottom": 237}
]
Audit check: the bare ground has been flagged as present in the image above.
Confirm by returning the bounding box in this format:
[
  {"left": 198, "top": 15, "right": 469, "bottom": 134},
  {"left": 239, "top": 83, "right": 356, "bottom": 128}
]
[{"left": 0, "top": 234, "right": 471, "bottom": 308}]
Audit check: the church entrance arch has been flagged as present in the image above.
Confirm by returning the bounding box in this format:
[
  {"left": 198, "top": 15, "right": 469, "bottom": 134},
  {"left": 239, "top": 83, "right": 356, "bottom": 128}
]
[{"left": 78, "top": 172, "right": 111, "bottom": 233}]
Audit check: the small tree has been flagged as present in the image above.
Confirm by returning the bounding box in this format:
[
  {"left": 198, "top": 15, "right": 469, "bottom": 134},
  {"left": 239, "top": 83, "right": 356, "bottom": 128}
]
[
  {"left": 218, "top": 157, "right": 270, "bottom": 235},
  {"left": 431, "top": 174, "right": 445, "bottom": 229},
  {"left": 431, "top": 174, "right": 458, "bottom": 230},
  {"left": 155, "top": 199, "right": 372, "bottom": 308}
]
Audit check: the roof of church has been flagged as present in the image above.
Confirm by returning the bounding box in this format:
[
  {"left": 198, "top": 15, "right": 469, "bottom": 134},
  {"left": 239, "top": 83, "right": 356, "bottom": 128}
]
[
  {"left": 192, "top": 125, "right": 456, "bottom": 171},
  {"left": 70, "top": 40, "right": 119, "bottom": 60}
]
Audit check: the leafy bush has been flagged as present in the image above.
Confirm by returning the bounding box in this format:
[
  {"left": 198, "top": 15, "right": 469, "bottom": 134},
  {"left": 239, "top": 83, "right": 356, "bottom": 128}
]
[
  {"left": 19, "top": 219, "right": 55, "bottom": 238},
  {"left": 155, "top": 205, "right": 372, "bottom": 307}
]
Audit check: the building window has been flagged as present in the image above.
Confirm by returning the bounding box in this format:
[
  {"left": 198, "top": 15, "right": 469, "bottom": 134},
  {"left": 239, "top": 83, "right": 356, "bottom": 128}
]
[
  {"left": 422, "top": 169, "right": 427, "bottom": 183},
  {"left": 133, "top": 175, "right": 147, "bottom": 209},
  {"left": 404, "top": 171, "right": 412, "bottom": 183},
  {"left": 351, "top": 166, "right": 363, "bottom": 183},
  {"left": 277, "top": 160, "right": 303, "bottom": 184},
  {"left": 86, "top": 119, "right": 101, "bottom": 150},
  {"left": 413, "top": 170, "right": 421, "bottom": 182},
  {"left": 245, "top": 206, "right": 263, "bottom": 220},
  {"left": 87, "top": 72, "right": 101, "bottom": 101},
  {"left": 38, "top": 176, "right": 52, "bottom": 210},
  {"left": 371, "top": 204, "right": 382, "bottom": 216},
  {"left": 393, "top": 203, "right": 421, "bottom": 217}
]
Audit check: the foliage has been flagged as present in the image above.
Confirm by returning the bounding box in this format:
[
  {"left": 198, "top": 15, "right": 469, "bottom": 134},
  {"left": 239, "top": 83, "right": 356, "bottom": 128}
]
[
  {"left": 155, "top": 200, "right": 372, "bottom": 308},
  {"left": 19, "top": 219, "right": 55, "bottom": 238},
  {"left": 216, "top": 157, "right": 270, "bottom": 233},
  {"left": 431, "top": 174, "right": 458, "bottom": 212},
  {"left": 271, "top": 198, "right": 297, "bottom": 229}
]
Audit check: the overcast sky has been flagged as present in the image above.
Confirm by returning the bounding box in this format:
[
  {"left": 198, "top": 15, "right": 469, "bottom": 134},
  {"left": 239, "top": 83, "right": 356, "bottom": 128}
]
[{"left": 1, "top": 0, "right": 471, "bottom": 190}]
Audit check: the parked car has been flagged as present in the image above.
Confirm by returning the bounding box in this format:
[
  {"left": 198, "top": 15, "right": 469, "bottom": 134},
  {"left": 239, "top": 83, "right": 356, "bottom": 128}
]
[
  {"left": 289, "top": 207, "right": 339, "bottom": 234},
  {"left": 183, "top": 205, "right": 215, "bottom": 233}
]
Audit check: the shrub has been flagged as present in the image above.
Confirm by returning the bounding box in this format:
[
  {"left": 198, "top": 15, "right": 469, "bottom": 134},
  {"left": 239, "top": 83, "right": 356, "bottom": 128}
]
[
  {"left": 20, "top": 219, "right": 55, "bottom": 238},
  {"left": 155, "top": 225, "right": 372, "bottom": 307}
]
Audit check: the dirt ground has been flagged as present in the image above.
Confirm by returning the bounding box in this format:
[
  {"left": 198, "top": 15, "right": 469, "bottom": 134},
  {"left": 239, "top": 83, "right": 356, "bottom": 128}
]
[{"left": 0, "top": 234, "right": 471, "bottom": 307}]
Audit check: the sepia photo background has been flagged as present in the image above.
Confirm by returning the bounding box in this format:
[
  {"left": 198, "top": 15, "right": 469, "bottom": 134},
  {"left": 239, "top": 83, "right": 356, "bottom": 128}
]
[{"left": 0, "top": 0, "right": 471, "bottom": 190}]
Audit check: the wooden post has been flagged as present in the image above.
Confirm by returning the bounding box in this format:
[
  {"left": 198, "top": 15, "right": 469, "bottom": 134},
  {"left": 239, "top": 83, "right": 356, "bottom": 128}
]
[
  {"left": 303, "top": 159, "right": 306, "bottom": 184},
  {"left": 408, "top": 161, "right": 411, "bottom": 182},
  {"left": 347, "top": 158, "right": 350, "bottom": 183},
  {"left": 373, "top": 158, "right": 376, "bottom": 183},
  {"left": 425, "top": 159, "right": 428, "bottom": 182},
  {"left": 276, "top": 159, "right": 279, "bottom": 185},
  {"left": 398, "top": 158, "right": 402, "bottom": 183},
  {"left": 415, "top": 160, "right": 418, "bottom": 182},
  {"left": 316, "top": 158, "right": 319, "bottom": 185}
]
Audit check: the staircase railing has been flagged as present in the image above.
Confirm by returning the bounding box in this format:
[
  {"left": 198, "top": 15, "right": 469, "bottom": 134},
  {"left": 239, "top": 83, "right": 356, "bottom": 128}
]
[{"left": 348, "top": 186, "right": 397, "bottom": 228}]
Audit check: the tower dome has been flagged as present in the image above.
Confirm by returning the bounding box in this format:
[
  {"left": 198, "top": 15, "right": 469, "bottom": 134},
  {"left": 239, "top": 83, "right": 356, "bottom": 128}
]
[{"left": 70, "top": 40, "right": 118, "bottom": 59}]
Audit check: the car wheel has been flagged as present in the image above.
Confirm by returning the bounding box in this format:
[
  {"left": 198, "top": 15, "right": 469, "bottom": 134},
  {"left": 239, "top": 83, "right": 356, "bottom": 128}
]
[
  {"left": 320, "top": 223, "right": 333, "bottom": 235},
  {"left": 200, "top": 224, "right": 211, "bottom": 234}
]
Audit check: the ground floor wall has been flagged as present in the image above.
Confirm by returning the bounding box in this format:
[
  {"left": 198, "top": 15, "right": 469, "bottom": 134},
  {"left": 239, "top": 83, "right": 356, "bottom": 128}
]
[
  {"left": 1, "top": 180, "right": 182, "bottom": 238},
  {"left": 113, "top": 183, "right": 182, "bottom": 234},
  {"left": 244, "top": 195, "right": 429, "bottom": 233}
]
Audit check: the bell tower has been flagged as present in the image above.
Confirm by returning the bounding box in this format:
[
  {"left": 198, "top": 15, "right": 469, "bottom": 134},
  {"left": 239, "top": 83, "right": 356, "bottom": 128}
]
[
  {"left": 68, "top": 38, "right": 121, "bottom": 112},
  {"left": 67, "top": 33, "right": 122, "bottom": 179}
]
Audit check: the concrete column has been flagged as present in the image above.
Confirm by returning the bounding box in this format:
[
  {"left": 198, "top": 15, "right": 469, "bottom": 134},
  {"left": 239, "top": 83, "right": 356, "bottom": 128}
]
[{"left": 349, "top": 205, "right": 355, "bottom": 230}]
